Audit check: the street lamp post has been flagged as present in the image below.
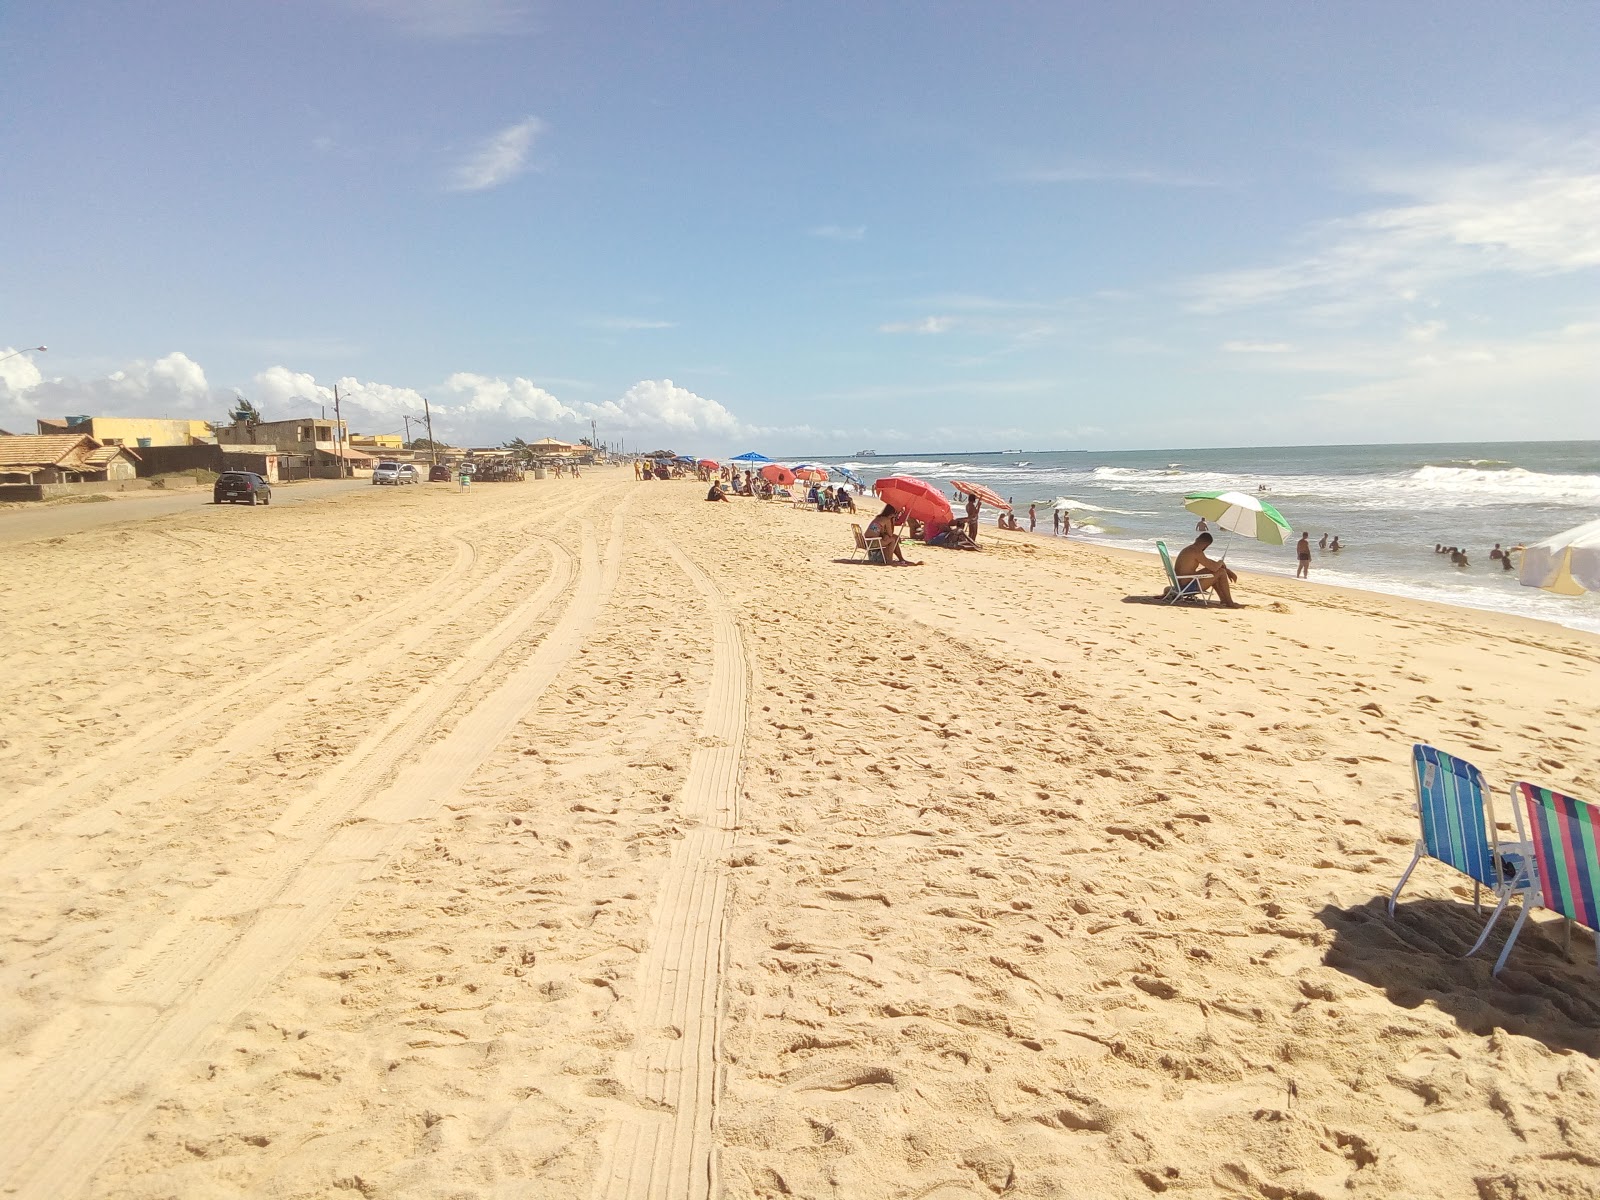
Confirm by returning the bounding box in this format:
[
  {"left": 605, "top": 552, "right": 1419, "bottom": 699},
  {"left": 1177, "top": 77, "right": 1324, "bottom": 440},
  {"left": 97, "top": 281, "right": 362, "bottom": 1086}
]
[{"left": 0, "top": 345, "right": 47, "bottom": 365}]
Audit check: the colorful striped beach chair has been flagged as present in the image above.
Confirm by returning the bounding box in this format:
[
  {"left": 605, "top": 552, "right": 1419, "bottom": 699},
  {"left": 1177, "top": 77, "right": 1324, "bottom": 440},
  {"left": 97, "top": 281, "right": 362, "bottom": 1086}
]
[
  {"left": 1389, "top": 745, "right": 1532, "bottom": 958},
  {"left": 1493, "top": 784, "right": 1600, "bottom": 976}
]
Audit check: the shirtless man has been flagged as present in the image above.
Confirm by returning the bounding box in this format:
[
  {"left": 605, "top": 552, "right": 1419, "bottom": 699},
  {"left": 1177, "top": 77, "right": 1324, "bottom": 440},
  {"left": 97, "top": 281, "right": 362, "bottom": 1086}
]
[
  {"left": 1175, "top": 532, "right": 1241, "bottom": 607},
  {"left": 964, "top": 493, "right": 981, "bottom": 539},
  {"left": 1295, "top": 531, "right": 1311, "bottom": 579}
]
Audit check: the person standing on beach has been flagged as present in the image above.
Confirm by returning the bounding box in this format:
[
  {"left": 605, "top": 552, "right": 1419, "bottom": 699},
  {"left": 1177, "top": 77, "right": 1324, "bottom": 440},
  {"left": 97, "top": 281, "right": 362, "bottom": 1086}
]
[
  {"left": 1029, "top": 503, "right": 1037, "bottom": 532},
  {"left": 965, "top": 493, "right": 980, "bottom": 540},
  {"left": 1061, "top": 510, "right": 1070, "bottom": 538},
  {"left": 1296, "top": 532, "right": 1311, "bottom": 579},
  {"left": 1052, "top": 509, "right": 1060, "bottom": 535}
]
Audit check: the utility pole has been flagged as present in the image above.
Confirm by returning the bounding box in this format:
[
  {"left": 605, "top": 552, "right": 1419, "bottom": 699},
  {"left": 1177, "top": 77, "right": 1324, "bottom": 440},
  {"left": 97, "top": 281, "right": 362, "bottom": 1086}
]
[
  {"left": 403, "top": 415, "right": 414, "bottom": 445},
  {"left": 333, "top": 383, "right": 347, "bottom": 478},
  {"left": 423, "top": 397, "right": 436, "bottom": 465},
  {"left": 591, "top": 418, "right": 598, "bottom": 460}
]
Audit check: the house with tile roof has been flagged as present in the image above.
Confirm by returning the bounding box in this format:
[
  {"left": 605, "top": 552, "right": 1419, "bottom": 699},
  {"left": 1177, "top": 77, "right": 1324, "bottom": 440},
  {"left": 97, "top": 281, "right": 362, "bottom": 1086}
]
[{"left": 0, "top": 434, "right": 142, "bottom": 485}]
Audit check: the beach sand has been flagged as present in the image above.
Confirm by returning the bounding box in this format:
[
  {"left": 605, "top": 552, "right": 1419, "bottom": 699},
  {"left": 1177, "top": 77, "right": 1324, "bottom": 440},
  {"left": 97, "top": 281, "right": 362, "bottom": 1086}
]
[{"left": 1, "top": 471, "right": 1597, "bottom": 1199}]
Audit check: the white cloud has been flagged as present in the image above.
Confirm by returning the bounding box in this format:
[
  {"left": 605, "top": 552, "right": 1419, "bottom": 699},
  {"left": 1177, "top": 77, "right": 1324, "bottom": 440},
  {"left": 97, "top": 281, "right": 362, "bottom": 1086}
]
[
  {"left": 356, "top": 0, "right": 535, "bottom": 38},
  {"left": 1221, "top": 340, "right": 1294, "bottom": 354},
  {"left": 1186, "top": 136, "right": 1600, "bottom": 314},
  {"left": 1293, "top": 320, "right": 1600, "bottom": 440},
  {"left": 1, "top": 351, "right": 214, "bottom": 428},
  {"left": 0, "top": 348, "right": 47, "bottom": 398},
  {"left": 879, "top": 316, "right": 955, "bottom": 335},
  {"left": 450, "top": 116, "right": 544, "bottom": 192},
  {"left": 439, "top": 372, "right": 579, "bottom": 423},
  {"left": 808, "top": 224, "right": 866, "bottom": 241},
  {"left": 582, "top": 379, "right": 740, "bottom": 436},
  {"left": 252, "top": 365, "right": 333, "bottom": 409},
  {"left": 591, "top": 317, "right": 677, "bottom": 331}
]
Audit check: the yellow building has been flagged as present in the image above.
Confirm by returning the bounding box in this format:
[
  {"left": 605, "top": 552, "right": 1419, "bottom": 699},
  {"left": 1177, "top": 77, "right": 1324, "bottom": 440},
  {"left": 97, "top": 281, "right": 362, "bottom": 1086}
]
[
  {"left": 350, "top": 433, "right": 404, "bottom": 450},
  {"left": 37, "top": 415, "right": 212, "bottom": 447}
]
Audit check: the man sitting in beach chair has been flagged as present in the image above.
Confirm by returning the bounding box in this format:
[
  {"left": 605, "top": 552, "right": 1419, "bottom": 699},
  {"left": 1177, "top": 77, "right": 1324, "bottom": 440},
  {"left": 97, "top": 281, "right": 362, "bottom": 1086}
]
[{"left": 1174, "top": 532, "right": 1241, "bottom": 607}]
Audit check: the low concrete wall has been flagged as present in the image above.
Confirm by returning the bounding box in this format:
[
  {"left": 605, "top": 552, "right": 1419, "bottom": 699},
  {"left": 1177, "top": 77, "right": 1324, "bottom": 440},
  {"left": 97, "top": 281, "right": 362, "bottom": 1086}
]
[{"left": 0, "top": 479, "right": 158, "bottom": 502}]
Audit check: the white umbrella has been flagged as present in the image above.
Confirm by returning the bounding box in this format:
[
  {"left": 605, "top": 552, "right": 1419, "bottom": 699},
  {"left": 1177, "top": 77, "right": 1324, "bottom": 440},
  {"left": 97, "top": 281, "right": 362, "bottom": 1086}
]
[{"left": 1519, "top": 516, "right": 1600, "bottom": 596}]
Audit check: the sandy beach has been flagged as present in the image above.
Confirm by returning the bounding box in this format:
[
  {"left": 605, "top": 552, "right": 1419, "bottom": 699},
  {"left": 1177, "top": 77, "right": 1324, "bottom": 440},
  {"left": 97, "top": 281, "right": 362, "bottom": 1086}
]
[{"left": 2, "top": 469, "right": 1597, "bottom": 1200}]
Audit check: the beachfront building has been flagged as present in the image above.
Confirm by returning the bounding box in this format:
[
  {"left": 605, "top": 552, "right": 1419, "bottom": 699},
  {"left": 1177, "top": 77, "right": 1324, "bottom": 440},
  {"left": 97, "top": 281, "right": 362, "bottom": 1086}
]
[
  {"left": 35, "top": 415, "right": 214, "bottom": 447},
  {"left": 350, "top": 433, "right": 403, "bottom": 452},
  {"left": 0, "top": 434, "right": 142, "bottom": 488},
  {"left": 528, "top": 436, "right": 584, "bottom": 457},
  {"left": 217, "top": 415, "right": 375, "bottom": 477}
]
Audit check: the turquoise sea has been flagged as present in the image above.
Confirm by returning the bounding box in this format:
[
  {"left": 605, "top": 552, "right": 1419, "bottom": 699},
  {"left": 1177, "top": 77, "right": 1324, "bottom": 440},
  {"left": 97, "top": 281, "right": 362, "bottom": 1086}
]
[{"left": 804, "top": 441, "right": 1600, "bottom": 636}]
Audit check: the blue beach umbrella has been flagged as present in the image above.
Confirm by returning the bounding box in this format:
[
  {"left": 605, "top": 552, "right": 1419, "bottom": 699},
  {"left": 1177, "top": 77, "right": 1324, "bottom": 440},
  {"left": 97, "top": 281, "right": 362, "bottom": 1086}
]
[
  {"left": 834, "top": 466, "right": 864, "bottom": 487},
  {"left": 729, "top": 451, "right": 771, "bottom": 464}
]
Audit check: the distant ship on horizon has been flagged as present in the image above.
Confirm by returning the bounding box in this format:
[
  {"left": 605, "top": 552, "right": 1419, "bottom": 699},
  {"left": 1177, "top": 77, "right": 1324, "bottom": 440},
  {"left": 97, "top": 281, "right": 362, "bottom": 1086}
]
[{"left": 856, "top": 449, "right": 877, "bottom": 457}]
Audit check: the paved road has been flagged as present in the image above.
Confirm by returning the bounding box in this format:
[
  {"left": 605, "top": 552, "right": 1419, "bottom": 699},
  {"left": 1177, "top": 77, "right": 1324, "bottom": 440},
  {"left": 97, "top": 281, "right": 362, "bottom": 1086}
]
[{"left": 0, "top": 479, "right": 373, "bottom": 544}]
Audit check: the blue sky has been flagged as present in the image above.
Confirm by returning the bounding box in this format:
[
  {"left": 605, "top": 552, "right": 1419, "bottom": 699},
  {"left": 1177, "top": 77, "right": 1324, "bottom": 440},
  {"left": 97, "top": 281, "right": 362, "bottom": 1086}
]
[{"left": 2, "top": 1, "right": 1596, "bottom": 454}]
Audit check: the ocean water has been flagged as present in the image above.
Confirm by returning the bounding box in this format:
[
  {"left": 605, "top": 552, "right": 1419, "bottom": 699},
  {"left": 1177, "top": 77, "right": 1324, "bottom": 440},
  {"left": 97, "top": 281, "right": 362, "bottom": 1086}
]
[{"left": 810, "top": 442, "right": 1600, "bottom": 636}]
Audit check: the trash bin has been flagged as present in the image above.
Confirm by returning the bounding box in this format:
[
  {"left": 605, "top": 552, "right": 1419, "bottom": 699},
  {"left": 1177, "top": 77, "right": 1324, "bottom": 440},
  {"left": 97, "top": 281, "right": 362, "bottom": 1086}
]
[{"left": 533, "top": 466, "right": 546, "bottom": 479}]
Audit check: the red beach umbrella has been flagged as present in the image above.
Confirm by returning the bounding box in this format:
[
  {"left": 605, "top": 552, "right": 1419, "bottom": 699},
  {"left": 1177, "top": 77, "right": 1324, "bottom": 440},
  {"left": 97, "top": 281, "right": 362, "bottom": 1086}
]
[
  {"left": 698, "top": 458, "right": 720, "bottom": 469},
  {"left": 793, "top": 467, "right": 828, "bottom": 482},
  {"left": 874, "top": 475, "right": 953, "bottom": 525},
  {"left": 952, "top": 480, "right": 1011, "bottom": 512},
  {"left": 760, "top": 463, "right": 797, "bottom": 486}
]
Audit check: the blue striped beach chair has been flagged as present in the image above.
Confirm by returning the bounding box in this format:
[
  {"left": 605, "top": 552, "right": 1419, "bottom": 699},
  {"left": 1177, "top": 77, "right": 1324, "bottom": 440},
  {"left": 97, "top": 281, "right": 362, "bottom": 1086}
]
[
  {"left": 1388, "top": 745, "right": 1532, "bottom": 958},
  {"left": 1493, "top": 783, "right": 1600, "bottom": 976}
]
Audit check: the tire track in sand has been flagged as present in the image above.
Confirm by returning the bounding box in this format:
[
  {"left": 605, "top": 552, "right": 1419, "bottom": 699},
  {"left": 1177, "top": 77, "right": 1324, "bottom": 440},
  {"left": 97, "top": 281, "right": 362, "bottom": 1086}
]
[
  {"left": 1, "top": 487, "right": 604, "bottom": 854},
  {"left": 0, "top": 499, "right": 632, "bottom": 1200},
  {"left": 595, "top": 523, "right": 749, "bottom": 1200},
  {"left": 0, "top": 511, "right": 481, "bottom": 834}
]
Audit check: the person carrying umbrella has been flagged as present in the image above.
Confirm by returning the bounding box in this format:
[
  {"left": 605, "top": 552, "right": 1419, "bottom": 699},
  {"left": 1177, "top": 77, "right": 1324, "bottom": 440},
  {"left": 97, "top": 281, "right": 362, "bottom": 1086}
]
[{"left": 1175, "top": 532, "right": 1241, "bottom": 607}]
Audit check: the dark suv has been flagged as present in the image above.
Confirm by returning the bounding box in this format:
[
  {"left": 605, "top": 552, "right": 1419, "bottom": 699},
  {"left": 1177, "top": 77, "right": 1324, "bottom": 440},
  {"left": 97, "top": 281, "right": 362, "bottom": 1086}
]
[{"left": 214, "top": 471, "right": 272, "bottom": 505}]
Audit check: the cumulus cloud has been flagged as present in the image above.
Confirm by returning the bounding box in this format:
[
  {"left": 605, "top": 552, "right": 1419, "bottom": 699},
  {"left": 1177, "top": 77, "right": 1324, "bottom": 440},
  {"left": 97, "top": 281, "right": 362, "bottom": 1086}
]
[
  {"left": 450, "top": 116, "right": 544, "bottom": 192},
  {"left": 439, "top": 372, "right": 579, "bottom": 423},
  {"left": 1, "top": 350, "right": 214, "bottom": 427},
  {"left": 0, "top": 349, "right": 785, "bottom": 452},
  {"left": 582, "top": 379, "right": 740, "bottom": 436}
]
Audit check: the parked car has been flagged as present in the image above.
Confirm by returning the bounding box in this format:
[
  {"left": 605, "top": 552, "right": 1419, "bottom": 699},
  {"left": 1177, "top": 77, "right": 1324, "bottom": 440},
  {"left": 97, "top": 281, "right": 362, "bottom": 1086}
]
[
  {"left": 428, "top": 464, "right": 451, "bottom": 482},
  {"left": 372, "top": 461, "right": 401, "bottom": 485},
  {"left": 214, "top": 471, "right": 272, "bottom": 505},
  {"left": 394, "top": 463, "right": 420, "bottom": 484}
]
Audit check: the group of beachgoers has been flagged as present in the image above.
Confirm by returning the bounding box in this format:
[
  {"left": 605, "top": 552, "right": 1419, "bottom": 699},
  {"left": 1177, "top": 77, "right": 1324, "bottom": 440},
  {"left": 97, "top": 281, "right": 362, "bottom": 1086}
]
[
  {"left": 1436, "top": 542, "right": 1520, "bottom": 571},
  {"left": 704, "top": 471, "right": 861, "bottom": 512}
]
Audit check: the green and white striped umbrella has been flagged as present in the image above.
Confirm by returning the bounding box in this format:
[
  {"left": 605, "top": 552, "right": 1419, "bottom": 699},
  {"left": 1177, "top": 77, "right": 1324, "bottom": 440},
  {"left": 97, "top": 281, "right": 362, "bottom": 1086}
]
[{"left": 1183, "top": 490, "right": 1293, "bottom": 545}]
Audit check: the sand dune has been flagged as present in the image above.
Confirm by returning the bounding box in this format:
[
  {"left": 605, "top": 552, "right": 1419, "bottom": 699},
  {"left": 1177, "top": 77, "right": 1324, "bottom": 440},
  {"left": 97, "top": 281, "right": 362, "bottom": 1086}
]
[{"left": 1, "top": 473, "right": 1596, "bottom": 1199}]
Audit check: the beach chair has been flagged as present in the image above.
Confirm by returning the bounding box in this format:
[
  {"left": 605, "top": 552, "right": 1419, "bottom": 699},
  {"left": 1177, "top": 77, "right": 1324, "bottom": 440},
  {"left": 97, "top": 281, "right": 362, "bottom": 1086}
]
[
  {"left": 1492, "top": 783, "right": 1600, "bottom": 976},
  {"left": 851, "top": 523, "right": 885, "bottom": 564},
  {"left": 1389, "top": 745, "right": 1532, "bottom": 958},
  {"left": 1156, "top": 540, "right": 1213, "bottom": 605}
]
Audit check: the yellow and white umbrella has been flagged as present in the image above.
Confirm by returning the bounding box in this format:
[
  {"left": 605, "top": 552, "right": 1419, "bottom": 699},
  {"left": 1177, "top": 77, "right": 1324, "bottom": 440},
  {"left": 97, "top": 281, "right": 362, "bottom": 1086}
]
[{"left": 1519, "top": 516, "right": 1600, "bottom": 596}]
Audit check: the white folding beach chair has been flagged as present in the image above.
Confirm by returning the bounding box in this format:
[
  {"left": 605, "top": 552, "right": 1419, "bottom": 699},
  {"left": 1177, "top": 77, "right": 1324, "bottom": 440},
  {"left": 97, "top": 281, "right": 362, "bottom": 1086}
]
[{"left": 851, "top": 523, "right": 885, "bottom": 564}]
